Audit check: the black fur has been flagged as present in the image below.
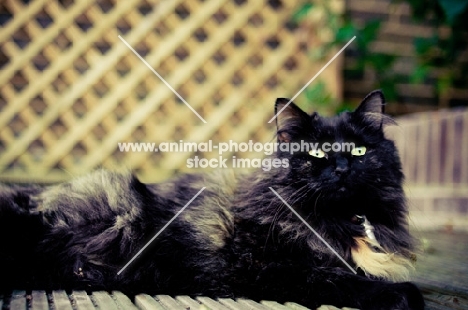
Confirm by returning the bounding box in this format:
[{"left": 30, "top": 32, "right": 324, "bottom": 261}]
[{"left": 0, "top": 90, "right": 424, "bottom": 309}]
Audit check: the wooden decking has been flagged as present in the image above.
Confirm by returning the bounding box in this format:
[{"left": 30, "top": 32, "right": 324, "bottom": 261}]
[
  {"left": 1, "top": 230, "right": 467, "bottom": 310},
  {"left": 0, "top": 291, "right": 316, "bottom": 310},
  {"left": 412, "top": 230, "right": 468, "bottom": 310}
]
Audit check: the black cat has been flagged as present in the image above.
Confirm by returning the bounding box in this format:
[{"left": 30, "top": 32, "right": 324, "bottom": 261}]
[{"left": 0, "top": 90, "right": 424, "bottom": 309}]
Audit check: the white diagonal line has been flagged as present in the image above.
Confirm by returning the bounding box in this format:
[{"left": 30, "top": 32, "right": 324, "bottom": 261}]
[
  {"left": 268, "top": 36, "right": 356, "bottom": 123},
  {"left": 117, "top": 187, "right": 206, "bottom": 275},
  {"left": 269, "top": 187, "right": 357, "bottom": 274},
  {"left": 118, "top": 35, "right": 207, "bottom": 124}
]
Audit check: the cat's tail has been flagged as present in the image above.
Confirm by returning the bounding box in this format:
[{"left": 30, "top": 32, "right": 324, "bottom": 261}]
[{"left": 0, "top": 184, "right": 46, "bottom": 291}]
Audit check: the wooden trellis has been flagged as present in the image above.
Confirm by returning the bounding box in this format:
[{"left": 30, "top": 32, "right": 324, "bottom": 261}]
[{"left": 0, "top": 0, "right": 342, "bottom": 183}]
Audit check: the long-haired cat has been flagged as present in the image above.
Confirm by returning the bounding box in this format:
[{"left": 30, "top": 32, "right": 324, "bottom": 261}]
[{"left": 0, "top": 90, "right": 424, "bottom": 309}]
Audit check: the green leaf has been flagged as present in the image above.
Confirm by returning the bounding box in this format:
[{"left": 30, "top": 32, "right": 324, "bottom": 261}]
[
  {"left": 292, "top": 3, "right": 314, "bottom": 23},
  {"left": 414, "top": 36, "right": 437, "bottom": 56},
  {"left": 335, "top": 22, "right": 357, "bottom": 43},
  {"left": 410, "top": 65, "right": 429, "bottom": 83},
  {"left": 437, "top": 0, "right": 468, "bottom": 24},
  {"left": 379, "top": 78, "right": 399, "bottom": 102},
  {"left": 437, "top": 73, "right": 453, "bottom": 95},
  {"left": 368, "top": 53, "right": 396, "bottom": 72},
  {"left": 358, "top": 20, "right": 381, "bottom": 48}
]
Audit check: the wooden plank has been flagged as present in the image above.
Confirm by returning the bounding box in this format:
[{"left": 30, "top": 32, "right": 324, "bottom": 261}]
[
  {"left": 430, "top": 114, "right": 442, "bottom": 184},
  {"left": 9, "top": 290, "right": 27, "bottom": 310},
  {"left": 197, "top": 296, "right": 231, "bottom": 310},
  {"left": 31, "top": 291, "right": 49, "bottom": 310},
  {"left": 462, "top": 112, "right": 468, "bottom": 183},
  {"left": 444, "top": 112, "right": 456, "bottom": 183},
  {"left": 175, "top": 295, "right": 203, "bottom": 309},
  {"left": 135, "top": 294, "right": 166, "bottom": 310},
  {"left": 72, "top": 291, "right": 95, "bottom": 310},
  {"left": 218, "top": 298, "right": 246, "bottom": 310},
  {"left": 416, "top": 116, "right": 429, "bottom": 184},
  {"left": 283, "top": 302, "right": 311, "bottom": 310},
  {"left": 237, "top": 298, "right": 270, "bottom": 310},
  {"left": 422, "top": 289, "right": 468, "bottom": 310},
  {"left": 316, "top": 306, "right": 341, "bottom": 310},
  {"left": 51, "top": 290, "right": 73, "bottom": 310},
  {"left": 260, "top": 300, "right": 291, "bottom": 310},
  {"left": 111, "top": 291, "right": 139, "bottom": 310},
  {"left": 91, "top": 291, "right": 119, "bottom": 310},
  {"left": 155, "top": 295, "right": 186, "bottom": 310}
]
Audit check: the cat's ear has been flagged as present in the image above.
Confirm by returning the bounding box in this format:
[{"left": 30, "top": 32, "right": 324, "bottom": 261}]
[
  {"left": 275, "top": 98, "right": 311, "bottom": 143},
  {"left": 354, "top": 90, "right": 396, "bottom": 126},
  {"left": 355, "top": 90, "right": 385, "bottom": 114}
]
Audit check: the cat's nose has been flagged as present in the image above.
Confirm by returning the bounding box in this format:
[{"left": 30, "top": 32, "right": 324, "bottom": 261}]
[
  {"left": 334, "top": 165, "right": 349, "bottom": 176},
  {"left": 334, "top": 157, "right": 349, "bottom": 176}
]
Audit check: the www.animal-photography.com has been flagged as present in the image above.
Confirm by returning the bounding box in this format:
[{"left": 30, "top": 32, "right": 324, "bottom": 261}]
[{"left": 1, "top": 0, "right": 467, "bottom": 309}]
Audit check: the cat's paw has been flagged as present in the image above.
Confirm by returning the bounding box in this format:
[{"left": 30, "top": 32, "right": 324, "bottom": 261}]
[{"left": 365, "top": 282, "right": 424, "bottom": 310}]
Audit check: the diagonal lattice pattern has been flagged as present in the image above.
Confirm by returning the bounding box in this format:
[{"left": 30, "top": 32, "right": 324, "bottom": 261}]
[{"left": 0, "top": 0, "right": 341, "bottom": 183}]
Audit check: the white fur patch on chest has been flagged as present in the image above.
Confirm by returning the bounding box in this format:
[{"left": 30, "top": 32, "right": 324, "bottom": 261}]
[{"left": 350, "top": 216, "right": 414, "bottom": 282}]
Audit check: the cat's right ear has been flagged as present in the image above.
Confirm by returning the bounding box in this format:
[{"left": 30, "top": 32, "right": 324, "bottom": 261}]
[{"left": 275, "top": 98, "right": 310, "bottom": 143}]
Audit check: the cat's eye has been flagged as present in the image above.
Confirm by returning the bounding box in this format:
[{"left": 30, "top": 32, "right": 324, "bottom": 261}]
[
  {"left": 351, "top": 146, "right": 367, "bottom": 156},
  {"left": 309, "top": 149, "right": 327, "bottom": 158}
]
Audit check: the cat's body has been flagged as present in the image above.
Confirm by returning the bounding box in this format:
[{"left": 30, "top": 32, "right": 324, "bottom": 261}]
[{"left": 0, "top": 91, "right": 424, "bottom": 309}]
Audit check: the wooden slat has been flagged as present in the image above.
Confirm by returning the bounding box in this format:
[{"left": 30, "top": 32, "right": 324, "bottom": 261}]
[
  {"left": 237, "top": 299, "right": 270, "bottom": 310},
  {"left": 416, "top": 116, "right": 429, "bottom": 183},
  {"left": 283, "top": 302, "right": 311, "bottom": 310},
  {"left": 261, "top": 300, "right": 291, "bottom": 310},
  {"left": 428, "top": 115, "right": 441, "bottom": 184},
  {"left": 462, "top": 112, "right": 468, "bottom": 183},
  {"left": 175, "top": 295, "right": 203, "bottom": 309},
  {"left": 155, "top": 295, "right": 186, "bottom": 310},
  {"left": 31, "top": 291, "right": 49, "bottom": 310},
  {"left": 218, "top": 298, "right": 246, "bottom": 310},
  {"left": 111, "top": 291, "right": 139, "bottom": 310},
  {"left": 135, "top": 294, "right": 166, "bottom": 310},
  {"left": 197, "top": 296, "right": 231, "bottom": 310},
  {"left": 51, "top": 290, "right": 73, "bottom": 310},
  {"left": 72, "top": 291, "right": 95, "bottom": 310},
  {"left": 9, "top": 290, "right": 26, "bottom": 310},
  {"left": 91, "top": 291, "right": 119, "bottom": 310},
  {"left": 444, "top": 112, "right": 456, "bottom": 183}
]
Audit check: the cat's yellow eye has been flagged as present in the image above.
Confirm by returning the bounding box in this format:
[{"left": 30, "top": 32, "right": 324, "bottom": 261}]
[
  {"left": 351, "top": 146, "right": 367, "bottom": 156},
  {"left": 309, "top": 149, "right": 326, "bottom": 158}
]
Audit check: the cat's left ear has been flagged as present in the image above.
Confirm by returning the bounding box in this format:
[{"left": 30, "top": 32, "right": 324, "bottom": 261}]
[
  {"left": 275, "top": 98, "right": 311, "bottom": 143},
  {"left": 354, "top": 90, "right": 396, "bottom": 126}
]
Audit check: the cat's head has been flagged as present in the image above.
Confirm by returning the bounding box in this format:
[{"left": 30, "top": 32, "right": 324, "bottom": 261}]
[{"left": 274, "top": 90, "right": 404, "bottom": 217}]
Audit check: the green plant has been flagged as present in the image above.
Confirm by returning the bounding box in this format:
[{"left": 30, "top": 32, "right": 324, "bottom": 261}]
[
  {"left": 404, "top": 0, "right": 468, "bottom": 106},
  {"left": 291, "top": 0, "right": 468, "bottom": 111}
]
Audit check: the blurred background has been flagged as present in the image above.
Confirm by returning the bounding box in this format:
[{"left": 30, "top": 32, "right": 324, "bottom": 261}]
[{"left": 0, "top": 0, "right": 467, "bottom": 231}]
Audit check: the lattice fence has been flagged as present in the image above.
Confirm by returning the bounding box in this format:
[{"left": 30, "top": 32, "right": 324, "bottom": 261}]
[{"left": 0, "top": 0, "right": 343, "bottom": 183}]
